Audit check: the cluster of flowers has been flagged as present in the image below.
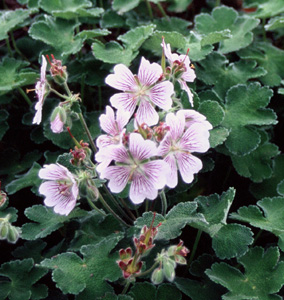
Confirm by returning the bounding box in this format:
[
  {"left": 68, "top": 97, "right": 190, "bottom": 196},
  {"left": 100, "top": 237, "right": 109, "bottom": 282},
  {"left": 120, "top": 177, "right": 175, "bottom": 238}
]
[
  {"left": 34, "top": 38, "right": 211, "bottom": 215},
  {"left": 117, "top": 213, "right": 189, "bottom": 282},
  {"left": 95, "top": 38, "right": 212, "bottom": 204}
]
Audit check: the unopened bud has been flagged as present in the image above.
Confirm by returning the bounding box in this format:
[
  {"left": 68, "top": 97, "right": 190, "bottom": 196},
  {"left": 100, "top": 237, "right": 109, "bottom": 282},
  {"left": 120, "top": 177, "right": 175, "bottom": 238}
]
[
  {"left": 50, "top": 106, "right": 67, "bottom": 134},
  {"left": 46, "top": 54, "right": 68, "bottom": 85},
  {"left": 7, "top": 226, "right": 21, "bottom": 243},
  {"left": 0, "top": 222, "right": 9, "bottom": 239},
  {"left": 162, "top": 257, "right": 176, "bottom": 282},
  {"left": 0, "top": 189, "right": 8, "bottom": 210},
  {"left": 151, "top": 267, "right": 164, "bottom": 285}
]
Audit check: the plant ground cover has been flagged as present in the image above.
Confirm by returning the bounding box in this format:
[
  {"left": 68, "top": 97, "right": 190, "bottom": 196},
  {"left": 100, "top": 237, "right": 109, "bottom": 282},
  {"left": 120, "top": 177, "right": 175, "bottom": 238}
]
[{"left": 0, "top": 0, "right": 284, "bottom": 299}]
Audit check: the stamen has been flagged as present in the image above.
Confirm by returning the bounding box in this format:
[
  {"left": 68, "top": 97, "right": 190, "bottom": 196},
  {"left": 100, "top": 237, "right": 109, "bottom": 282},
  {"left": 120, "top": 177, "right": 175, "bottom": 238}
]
[
  {"left": 26, "top": 88, "right": 35, "bottom": 93},
  {"left": 46, "top": 54, "right": 52, "bottom": 65}
]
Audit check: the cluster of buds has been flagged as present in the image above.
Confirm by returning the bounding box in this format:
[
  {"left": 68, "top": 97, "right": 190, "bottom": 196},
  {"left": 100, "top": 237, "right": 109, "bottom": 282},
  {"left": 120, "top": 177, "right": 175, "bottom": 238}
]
[
  {"left": 46, "top": 54, "right": 68, "bottom": 85},
  {"left": 70, "top": 140, "right": 91, "bottom": 167},
  {"left": 0, "top": 183, "right": 8, "bottom": 209},
  {"left": 151, "top": 240, "right": 189, "bottom": 285},
  {"left": 117, "top": 213, "right": 161, "bottom": 279},
  {"left": 153, "top": 122, "right": 170, "bottom": 142},
  {"left": 0, "top": 214, "right": 21, "bottom": 243}
]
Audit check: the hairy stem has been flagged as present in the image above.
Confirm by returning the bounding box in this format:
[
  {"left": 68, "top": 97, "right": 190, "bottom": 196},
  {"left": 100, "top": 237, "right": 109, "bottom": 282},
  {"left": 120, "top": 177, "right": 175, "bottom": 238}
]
[
  {"left": 145, "top": 0, "right": 153, "bottom": 19},
  {"left": 160, "top": 190, "right": 168, "bottom": 216},
  {"left": 18, "top": 88, "right": 32, "bottom": 106},
  {"left": 188, "top": 229, "right": 202, "bottom": 266}
]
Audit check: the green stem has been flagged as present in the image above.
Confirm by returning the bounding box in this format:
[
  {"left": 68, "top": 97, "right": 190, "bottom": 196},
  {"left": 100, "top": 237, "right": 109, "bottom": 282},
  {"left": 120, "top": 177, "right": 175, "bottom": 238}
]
[
  {"left": 145, "top": 0, "right": 153, "bottom": 19},
  {"left": 99, "top": 0, "right": 103, "bottom": 8},
  {"left": 63, "top": 82, "right": 72, "bottom": 97},
  {"left": 119, "top": 198, "right": 136, "bottom": 221},
  {"left": 10, "top": 32, "right": 28, "bottom": 60},
  {"left": 86, "top": 196, "right": 107, "bottom": 216},
  {"left": 5, "top": 38, "right": 13, "bottom": 57},
  {"left": 262, "top": 18, "right": 267, "bottom": 41},
  {"left": 121, "top": 280, "right": 131, "bottom": 295},
  {"left": 134, "top": 261, "right": 159, "bottom": 278},
  {"left": 80, "top": 75, "right": 85, "bottom": 103},
  {"left": 49, "top": 87, "right": 69, "bottom": 100},
  {"left": 17, "top": 87, "right": 32, "bottom": 106},
  {"left": 215, "top": 0, "right": 221, "bottom": 6},
  {"left": 252, "top": 229, "right": 263, "bottom": 246},
  {"left": 98, "top": 193, "right": 130, "bottom": 227},
  {"left": 78, "top": 112, "right": 97, "bottom": 154},
  {"left": 145, "top": 200, "right": 149, "bottom": 212},
  {"left": 160, "top": 190, "right": 167, "bottom": 216},
  {"left": 188, "top": 229, "right": 202, "bottom": 266},
  {"left": 156, "top": 2, "right": 168, "bottom": 19}
]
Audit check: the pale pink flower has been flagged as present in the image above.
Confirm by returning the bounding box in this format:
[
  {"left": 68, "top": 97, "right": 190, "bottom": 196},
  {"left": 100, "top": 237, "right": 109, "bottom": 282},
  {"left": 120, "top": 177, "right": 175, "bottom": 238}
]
[
  {"left": 161, "top": 38, "right": 196, "bottom": 106},
  {"left": 181, "top": 109, "right": 213, "bottom": 131},
  {"left": 50, "top": 112, "right": 64, "bottom": 133},
  {"left": 38, "top": 163, "right": 79, "bottom": 215},
  {"left": 96, "top": 105, "right": 130, "bottom": 149},
  {"left": 99, "top": 133, "right": 169, "bottom": 204},
  {"left": 33, "top": 55, "right": 47, "bottom": 125},
  {"left": 105, "top": 57, "right": 174, "bottom": 126},
  {"left": 157, "top": 111, "right": 210, "bottom": 188}
]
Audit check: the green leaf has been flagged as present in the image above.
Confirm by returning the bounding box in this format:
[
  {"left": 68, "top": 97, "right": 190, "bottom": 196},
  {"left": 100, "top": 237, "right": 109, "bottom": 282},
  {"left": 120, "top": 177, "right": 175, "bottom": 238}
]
[
  {"left": 41, "top": 234, "right": 123, "bottom": 299},
  {"left": 196, "top": 52, "right": 267, "bottom": 98},
  {"left": 0, "top": 9, "right": 30, "bottom": 41},
  {"left": 39, "top": 0, "right": 103, "bottom": 19},
  {"left": 238, "top": 42, "right": 284, "bottom": 87},
  {"left": 142, "top": 31, "right": 187, "bottom": 56},
  {"left": 277, "top": 180, "right": 284, "bottom": 196},
  {"left": 0, "top": 58, "right": 37, "bottom": 94},
  {"left": 206, "top": 247, "right": 284, "bottom": 300},
  {"left": 167, "top": 0, "right": 193, "bottom": 12},
  {"left": 192, "top": 188, "right": 253, "bottom": 259},
  {"left": 21, "top": 205, "right": 88, "bottom": 240},
  {"left": 100, "top": 9, "right": 125, "bottom": 28},
  {"left": 195, "top": 6, "right": 259, "bottom": 54},
  {"left": 0, "top": 149, "right": 41, "bottom": 176},
  {"left": 0, "top": 258, "right": 47, "bottom": 300},
  {"left": 230, "top": 139, "right": 279, "bottom": 183},
  {"left": 265, "top": 16, "right": 284, "bottom": 31},
  {"left": 153, "top": 17, "right": 191, "bottom": 34},
  {"left": 117, "top": 24, "right": 156, "bottom": 52},
  {"left": 12, "top": 240, "right": 47, "bottom": 263},
  {"left": 5, "top": 162, "right": 42, "bottom": 195},
  {"left": 0, "top": 207, "right": 18, "bottom": 223},
  {"left": 231, "top": 196, "right": 284, "bottom": 251},
  {"left": 112, "top": 0, "right": 140, "bottom": 14},
  {"left": 185, "top": 32, "right": 213, "bottom": 61},
  {"left": 69, "top": 213, "right": 122, "bottom": 251},
  {"left": 221, "top": 83, "right": 277, "bottom": 155},
  {"left": 250, "top": 154, "right": 284, "bottom": 199},
  {"left": 76, "top": 28, "right": 110, "bottom": 40},
  {"left": 98, "top": 293, "right": 133, "bottom": 300},
  {"left": 198, "top": 100, "right": 225, "bottom": 127},
  {"left": 244, "top": 0, "right": 284, "bottom": 18},
  {"left": 92, "top": 40, "right": 136, "bottom": 66},
  {"left": 134, "top": 202, "right": 208, "bottom": 241},
  {"left": 29, "top": 15, "right": 84, "bottom": 56},
  {"left": 209, "top": 127, "right": 229, "bottom": 148},
  {"left": 175, "top": 277, "right": 225, "bottom": 300}
]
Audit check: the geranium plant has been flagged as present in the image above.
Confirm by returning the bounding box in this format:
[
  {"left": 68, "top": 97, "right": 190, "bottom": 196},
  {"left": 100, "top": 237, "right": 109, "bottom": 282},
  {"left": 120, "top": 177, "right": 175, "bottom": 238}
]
[{"left": 1, "top": 0, "right": 284, "bottom": 299}]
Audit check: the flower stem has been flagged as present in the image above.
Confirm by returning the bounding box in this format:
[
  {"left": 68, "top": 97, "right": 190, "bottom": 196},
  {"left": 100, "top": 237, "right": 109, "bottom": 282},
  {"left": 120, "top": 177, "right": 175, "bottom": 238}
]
[
  {"left": 160, "top": 190, "right": 167, "bottom": 216},
  {"left": 86, "top": 196, "right": 107, "bottom": 217},
  {"left": 49, "top": 87, "right": 69, "bottom": 100},
  {"left": 215, "top": 0, "right": 221, "bottom": 6},
  {"left": 145, "top": 0, "right": 153, "bottom": 19},
  {"left": 78, "top": 112, "right": 97, "bottom": 154},
  {"left": 188, "top": 229, "right": 202, "bottom": 266},
  {"left": 252, "top": 229, "right": 263, "bottom": 246},
  {"left": 10, "top": 32, "right": 29, "bottom": 61},
  {"left": 63, "top": 82, "right": 72, "bottom": 97},
  {"left": 17, "top": 87, "right": 32, "bottom": 106},
  {"left": 134, "top": 261, "right": 159, "bottom": 278},
  {"left": 156, "top": 2, "right": 168, "bottom": 19},
  {"left": 98, "top": 86, "right": 102, "bottom": 111},
  {"left": 262, "top": 18, "right": 267, "bottom": 41},
  {"left": 119, "top": 198, "right": 136, "bottom": 221},
  {"left": 5, "top": 38, "right": 13, "bottom": 57},
  {"left": 121, "top": 280, "right": 131, "bottom": 295},
  {"left": 98, "top": 192, "right": 130, "bottom": 227}
]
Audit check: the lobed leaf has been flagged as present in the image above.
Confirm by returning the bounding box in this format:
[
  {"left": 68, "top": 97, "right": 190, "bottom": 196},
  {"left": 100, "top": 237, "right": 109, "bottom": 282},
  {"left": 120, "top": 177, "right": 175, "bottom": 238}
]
[
  {"left": 244, "top": 0, "right": 284, "bottom": 18},
  {"left": 41, "top": 234, "right": 123, "bottom": 299},
  {"left": 221, "top": 83, "right": 277, "bottom": 155},
  {"left": 0, "top": 258, "right": 47, "bottom": 300},
  {"left": 206, "top": 247, "right": 284, "bottom": 300}
]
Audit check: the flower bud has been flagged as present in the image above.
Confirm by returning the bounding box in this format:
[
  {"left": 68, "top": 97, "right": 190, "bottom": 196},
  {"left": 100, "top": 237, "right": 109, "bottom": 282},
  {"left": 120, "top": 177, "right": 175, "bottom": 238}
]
[
  {"left": 0, "top": 189, "right": 8, "bottom": 210},
  {"left": 7, "top": 225, "right": 21, "bottom": 243},
  {"left": 50, "top": 106, "right": 67, "bottom": 134},
  {"left": 0, "top": 222, "right": 9, "bottom": 239},
  {"left": 47, "top": 54, "right": 68, "bottom": 85},
  {"left": 162, "top": 257, "right": 176, "bottom": 282},
  {"left": 151, "top": 267, "right": 164, "bottom": 285}
]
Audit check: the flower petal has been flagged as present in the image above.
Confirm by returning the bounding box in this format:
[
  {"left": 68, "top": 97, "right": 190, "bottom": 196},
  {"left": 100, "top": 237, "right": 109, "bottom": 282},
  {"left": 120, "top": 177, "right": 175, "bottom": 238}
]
[
  {"left": 38, "top": 163, "right": 70, "bottom": 181},
  {"left": 165, "top": 112, "right": 185, "bottom": 141},
  {"left": 176, "top": 153, "right": 202, "bottom": 184},
  {"left": 178, "top": 79, "right": 194, "bottom": 107},
  {"left": 138, "top": 57, "right": 162, "bottom": 86},
  {"left": 129, "top": 133, "right": 157, "bottom": 161},
  {"left": 164, "top": 154, "right": 178, "bottom": 188},
  {"left": 102, "top": 166, "right": 130, "bottom": 193},
  {"left": 181, "top": 109, "right": 213, "bottom": 130},
  {"left": 110, "top": 93, "right": 137, "bottom": 118},
  {"left": 50, "top": 113, "right": 64, "bottom": 133},
  {"left": 149, "top": 81, "right": 173, "bottom": 111},
  {"left": 135, "top": 99, "right": 159, "bottom": 126},
  {"left": 105, "top": 64, "right": 136, "bottom": 91}
]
